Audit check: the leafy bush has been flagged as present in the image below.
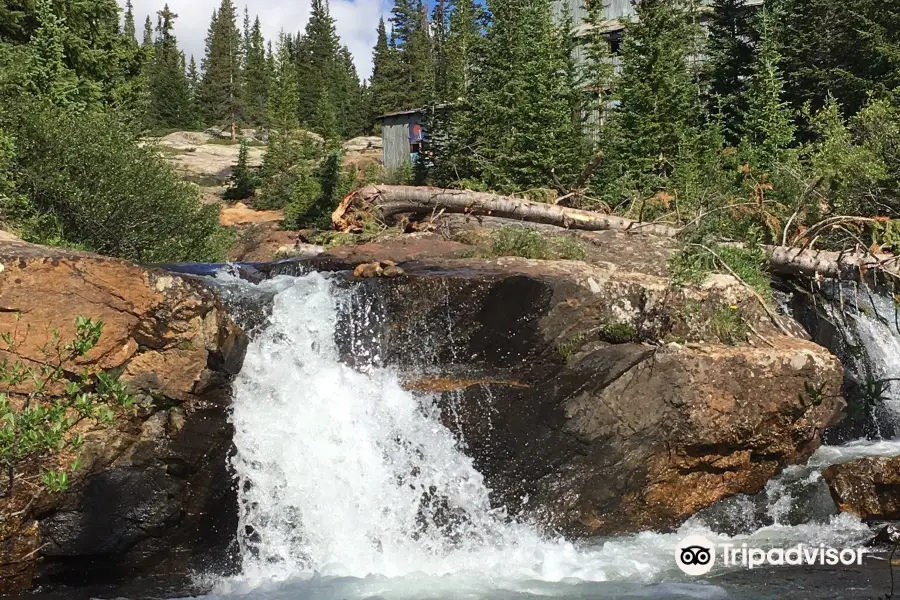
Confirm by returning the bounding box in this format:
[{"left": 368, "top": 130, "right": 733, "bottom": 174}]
[
  {"left": 0, "top": 316, "right": 134, "bottom": 495},
  {"left": 1, "top": 102, "right": 230, "bottom": 263},
  {"left": 806, "top": 97, "right": 900, "bottom": 219}
]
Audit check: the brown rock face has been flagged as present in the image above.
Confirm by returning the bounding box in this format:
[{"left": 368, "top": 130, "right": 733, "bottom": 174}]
[
  {"left": 824, "top": 457, "right": 900, "bottom": 521},
  {"left": 270, "top": 249, "right": 846, "bottom": 537},
  {"left": 0, "top": 241, "right": 246, "bottom": 593}
]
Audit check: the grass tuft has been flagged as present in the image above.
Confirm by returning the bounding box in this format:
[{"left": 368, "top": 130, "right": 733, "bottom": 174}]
[{"left": 468, "top": 227, "right": 587, "bottom": 261}]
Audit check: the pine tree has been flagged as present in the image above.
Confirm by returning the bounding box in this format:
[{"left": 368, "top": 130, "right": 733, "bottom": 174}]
[
  {"left": 242, "top": 16, "right": 268, "bottom": 126},
  {"left": 611, "top": 0, "right": 704, "bottom": 195},
  {"left": 197, "top": 0, "right": 243, "bottom": 136},
  {"left": 6, "top": 0, "right": 136, "bottom": 109},
  {"left": 335, "top": 47, "right": 366, "bottom": 137},
  {"left": 123, "top": 0, "right": 137, "bottom": 46},
  {"left": 295, "top": 0, "right": 341, "bottom": 125},
  {"left": 24, "top": 0, "right": 81, "bottom": 108},
  {"left": 445, "top": 0, "right": 482, "bottom": 102},
  {"left": 225, "top": 138, "right": 257, "bottom": 200},
  {"left": 705, "top": 0, "right": 756, "bottom": 144},
  {"left": 242, "top": 6, "right": 252, "bottom": 61},
  {"left": 390, "top": 0, "right": 433, "bottom": 108},
  {"left": 431, "top": 0, "right": 450, "bottom": 102},
  {"left": 739, "top": 9, "right": 794, "bottom": 172},
  {"left": 442, "top": 0, "right": 584, "bottom": 191},
  {"left": 580, "top": 0, "right": 618, "bottom": 145},
  {"left": 294, "top": 0, "right": 364, "bottom": 139},
  {"left": 266, "top": 34, "right": 300, "bottom": 131},
  {"left": 849, "top": 0, "right": 900, "bottom": 102},
  {"left": 141, "top": 16, "right": 154, "bottom": 48},
  {"left": 313, "top": 89, "right": 340, "bottom": 143},
  {"left": 145, "top": 5, "right": 193, "bottom": 130},
  {"left": 369, "top": 17, "right": 404, "bottom": 118},
  {"left": 775, "top": 0, "right": 869, "bottom": 118},
  {"left": 260, "top": 34, "right": 319, "bottom": 211},
  {"left": 187, "top": 54, "right": 201, "bottom": 124}
]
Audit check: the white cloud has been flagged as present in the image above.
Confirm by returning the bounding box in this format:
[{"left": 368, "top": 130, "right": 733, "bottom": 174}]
[{"left": 120, "top": 0, "right": 391, "bottom": 80}]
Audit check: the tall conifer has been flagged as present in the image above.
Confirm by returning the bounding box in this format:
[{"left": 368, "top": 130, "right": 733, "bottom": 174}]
[
  {"left": 197, "top": 0, "right": 243, "bottom": 135},
  {"left": 612, "top": 0, "right": 703, "bottom": 195},
  {"left": 145, "top": 5, "right": 193, "bottom": 130},
  {"left": 242, "top": 16, "right": 268, "bottom": 126},
  {"left": 445, "top": 0, "right": 583, "bottom": 191},
  {"left": 368, "top": 17, "right": 404, "bottom": 117},
  {"left": 705, "top": 0, "right": 755, "bottom": 144},
  {"left": 739, "top": 8, "right": 794, "bottom": 171}
]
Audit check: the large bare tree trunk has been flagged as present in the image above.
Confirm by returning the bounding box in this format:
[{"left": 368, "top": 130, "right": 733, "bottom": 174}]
[
  {"left": 764, "top": 246, "right": 900, "bottom": 283},
  {"left": 333, "top": 185, "right": 900, "bottom": 283},
  {"left": 333, "top": 185, "right": 680, "bottom": 237}
]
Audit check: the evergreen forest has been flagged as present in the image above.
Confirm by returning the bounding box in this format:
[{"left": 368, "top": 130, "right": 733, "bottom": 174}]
[{"left": 2, "top": 0, "right": 900, "bottom": 264}]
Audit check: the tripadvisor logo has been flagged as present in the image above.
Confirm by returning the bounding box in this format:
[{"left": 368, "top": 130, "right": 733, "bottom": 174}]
[
  {"left": 675, "top": 535, "right": 867, "bottom": 576},
  {"left": 676, "top": 535, "right": 716, "bottom": 576}
]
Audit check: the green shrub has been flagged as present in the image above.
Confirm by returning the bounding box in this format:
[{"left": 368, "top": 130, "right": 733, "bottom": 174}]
[
  {"left": 224, "top": 139, "right": 259, "bottom": 201},
  {"left": 0, "top": 316, "right": 135, "bottom": 496},
  {"left": 670, "top": 241, "right": 772, "bottom": 300},
  {"left": 1, "top": 102, "right": 229, "bottom": 263},
  {"left": 469, "top": 226, "right": 587, "bottom": 261},
  {"left": 284, "top": 150, "right": 351, "bottom": 230},
  {"left": 709, "top": 305, "right": 748, "bottom": 345},
  {"left": 256, "top": 131, "right": 322, "bottom": 210}
]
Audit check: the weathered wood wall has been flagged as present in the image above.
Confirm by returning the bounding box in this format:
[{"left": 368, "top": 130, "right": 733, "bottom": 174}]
[{"left": 382, "top": 115, "right": 412, "bottom": 172}]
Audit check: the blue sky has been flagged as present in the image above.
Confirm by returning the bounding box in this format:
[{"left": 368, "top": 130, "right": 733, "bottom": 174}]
[{"left": 119, "top": 0, "right": 402, "bottom": 80}]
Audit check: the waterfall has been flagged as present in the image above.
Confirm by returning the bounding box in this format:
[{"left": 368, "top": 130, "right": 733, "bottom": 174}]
[
  {"left": 815, "top": 282, "right": 900, "bottom": 429},
  {"left": 228, "top": 273, "right": 603, "bottom": 586},
  {"left": 214, "top": 272, "right": 877, "bottom": 598}
]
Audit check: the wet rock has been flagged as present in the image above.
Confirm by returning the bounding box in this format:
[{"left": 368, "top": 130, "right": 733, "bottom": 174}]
[
  {"left": 868, "top": 524, "right": 900, "bottom": 546},
  {"left": 824, "top": 456, "right": 900, "bottom": 520},
  {"left": 353, "top": 262, "right": 382, "bottom": 278},
  {"left": 0, "top": 240, "right": 247, "bottom": 593},
  {"left": 352, "top": 260, "right": 404, "bottom": 279},
  {"left": 330, "top": 248, "right": 845, "bottom": 536}
]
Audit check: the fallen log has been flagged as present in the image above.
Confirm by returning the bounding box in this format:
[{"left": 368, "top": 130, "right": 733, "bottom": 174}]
[
  {"left": 333, "top": 184, "right": 680, "bottom": 237},
  {"left": 333, "top": 184, "right": 900, "bottom": 284},
  {"left": 765, "top": 246, "right": 900, "bottom": 284}
]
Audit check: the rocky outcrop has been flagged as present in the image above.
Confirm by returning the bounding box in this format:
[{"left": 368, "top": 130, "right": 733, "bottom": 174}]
[
  {"left": 824, "top": 456, "right": 900, "bottom": 521},
  {"left": 0, "top": 241, "right": 246, "bottom": 593},
  {"left": 269, "top": 230, "right": 846, "bottom": 536},
  {"left": 342, "top": 136, "right": 383, "bottom": 154}
]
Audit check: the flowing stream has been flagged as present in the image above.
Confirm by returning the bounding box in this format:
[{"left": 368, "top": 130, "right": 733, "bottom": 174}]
[{"left": 187, "top": 272, "right": 900, "bottom": 600}]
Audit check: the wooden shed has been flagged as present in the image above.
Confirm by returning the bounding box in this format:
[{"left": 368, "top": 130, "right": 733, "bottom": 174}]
[{"left": 376, "top": 109, "right": 427, "bottom": 173}]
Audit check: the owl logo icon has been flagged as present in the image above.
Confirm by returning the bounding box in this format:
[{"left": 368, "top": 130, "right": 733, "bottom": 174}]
[{"left": 676, "top": 535, "right": 716, "bottom": 576}]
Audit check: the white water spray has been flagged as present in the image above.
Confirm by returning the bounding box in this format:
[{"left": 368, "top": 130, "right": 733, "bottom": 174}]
[
  {"left": 220, "top": 273, "right": 874, "bottom": 597},
  {"left": 228, "top": 274, "right": 611, "bottom": 586}
]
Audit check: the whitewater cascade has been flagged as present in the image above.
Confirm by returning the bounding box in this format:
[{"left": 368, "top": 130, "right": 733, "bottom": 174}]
[
  {"left": 221, "top": 272, "right": 878, "bottom": 595},
  {"left": 810, "top": 281, "right": 900, "bottom": 427}
]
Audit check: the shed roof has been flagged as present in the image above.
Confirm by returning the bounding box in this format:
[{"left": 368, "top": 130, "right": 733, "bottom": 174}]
[
  {"left": 376, "top": 108, "right": 425, "bottom": 121},
  {"left": 376, "top": 104, "right": 451, "bottom": 121}
]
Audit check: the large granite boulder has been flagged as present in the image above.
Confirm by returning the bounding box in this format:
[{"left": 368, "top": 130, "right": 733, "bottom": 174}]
[
  {"left": 269, "top": 231, "right": 846, "bottom": 536},
  {"left": 0, "top": 241, "right": 246, "bottom": 593}
]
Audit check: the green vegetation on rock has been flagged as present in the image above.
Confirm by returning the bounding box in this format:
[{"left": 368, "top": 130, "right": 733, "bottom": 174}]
[
  {"left": 0, "top": 316, "right": 134, "bottom": 496},
  {"left": 468, "top": 227, "right": 587, "bottom": 261}
]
